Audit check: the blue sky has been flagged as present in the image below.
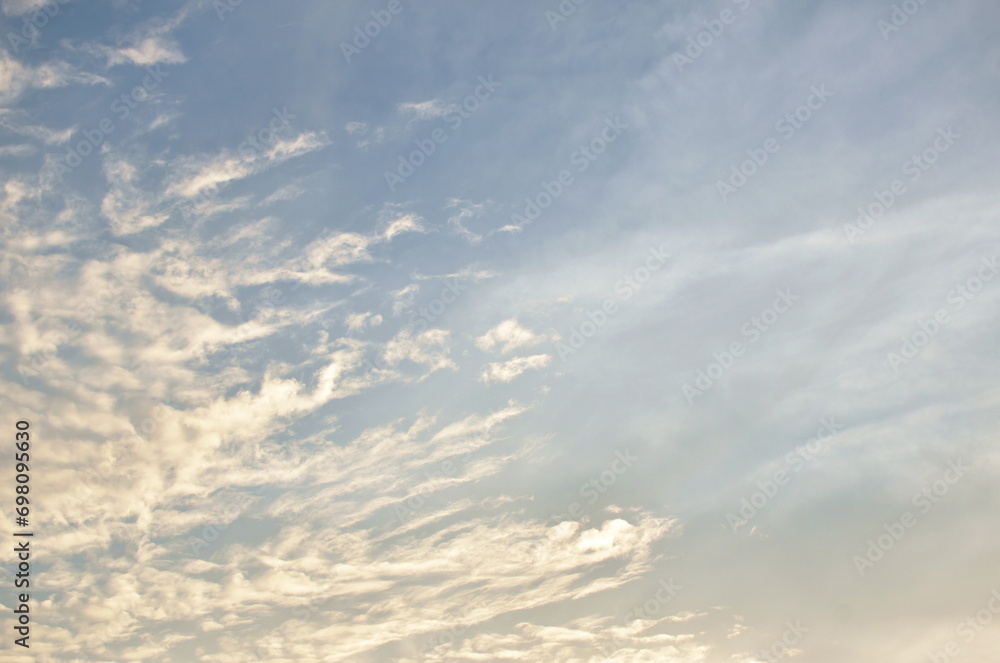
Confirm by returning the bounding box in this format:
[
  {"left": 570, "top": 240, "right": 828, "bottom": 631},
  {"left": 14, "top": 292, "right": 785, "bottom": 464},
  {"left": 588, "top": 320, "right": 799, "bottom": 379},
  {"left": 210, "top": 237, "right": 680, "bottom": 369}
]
[{"left": 2, "top": 0, "right": 1000, "bottom": 661}]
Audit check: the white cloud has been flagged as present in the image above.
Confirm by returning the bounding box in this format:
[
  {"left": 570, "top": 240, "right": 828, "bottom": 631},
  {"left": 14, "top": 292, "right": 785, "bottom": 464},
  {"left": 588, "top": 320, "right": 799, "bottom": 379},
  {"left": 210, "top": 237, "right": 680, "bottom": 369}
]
[
  {"left": 83, "top": 3, "right": 194, "bottom": 67},
  {"left": 382, "top": 328, "right": 456, "bottom": 376},
  {"left": 164, "top": 132, "right": 330, "bottom": 199},
  {"left": 476, "top": 318, "right": 556, "bottom": 353},
  {"left": 98, "top": 35, "right": 187, "bottom": 66},
  {"left": 344, "top": 121, "right": 367, "bottom": 135},
  {"left": 0, "top": 54, "right": 109, "bottom": 104},
  {"left": 345, "top": 312, "right": 383, "bottom": 331},
  {"left": 259, "top": 183, "right": 304, "bottom": 206},
  {"left": 0, "top": 110, "right": 75, "bottom": 144},
  {"left": 100, "top": 156, "right": 171, "bottom": 235},
  {"left": 391, "top": 283, "right": 420, "bottom": 316},
  {"left": 445, "top": 198, "right": 489, "bottom": 242},
  {"left": 480, "top": 354, "right": 552, "bottom": 384},
  {"left": 347, "top": 121, "right": 387, "bottom": 149},
  {"left": 398, "top": 98, "right": 453, "bottom": 120},
  {"left": 382, "top": 212, "right": 424, "bottom": 240},
  {"left": 0, "top": 142, "right": 34, "bottom": 157}
]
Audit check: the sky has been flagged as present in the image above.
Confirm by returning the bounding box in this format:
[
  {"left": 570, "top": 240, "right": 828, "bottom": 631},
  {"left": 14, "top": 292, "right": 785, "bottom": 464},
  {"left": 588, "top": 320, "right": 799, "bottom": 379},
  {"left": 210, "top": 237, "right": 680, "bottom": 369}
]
[{"left": 1, "top": 0, "right": 1000, "bottom": 661}]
